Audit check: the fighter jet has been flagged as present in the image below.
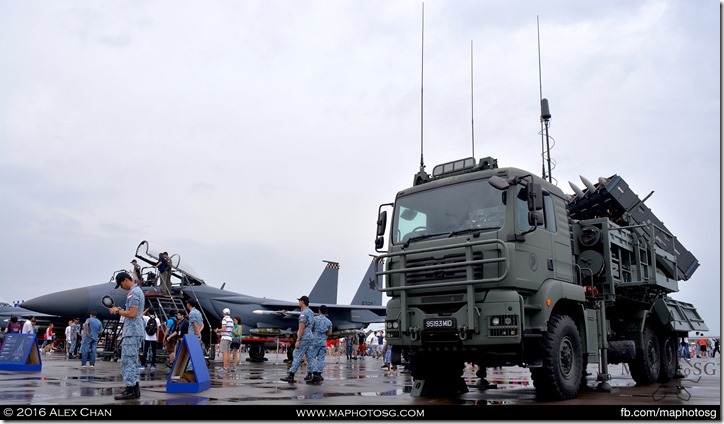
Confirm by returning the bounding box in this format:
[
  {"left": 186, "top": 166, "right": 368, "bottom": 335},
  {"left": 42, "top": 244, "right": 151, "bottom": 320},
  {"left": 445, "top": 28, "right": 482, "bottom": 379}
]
[{"left": 21, "top": 241, "right": 385, "bottom": 361}]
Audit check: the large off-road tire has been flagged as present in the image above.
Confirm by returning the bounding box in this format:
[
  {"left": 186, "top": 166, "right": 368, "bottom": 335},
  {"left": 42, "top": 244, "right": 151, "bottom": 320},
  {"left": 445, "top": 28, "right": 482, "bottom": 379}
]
[
  {"left": 409, "top": 352, "right": 432, "bottom": 380},
  {"left": 607, "top": 340, "right": 636, "bottom": 364},
  {"left": 658, "top": 332, "right": 677, "bottom": 382},
  {"left": 629, "top": 325, "right": 660, "bottom": 385},
  {"left": 410, "top": 352, "right": 467, "bottom": 397},
  {"left": 531, "top": 314, "right": 584, "bottom": 401}
]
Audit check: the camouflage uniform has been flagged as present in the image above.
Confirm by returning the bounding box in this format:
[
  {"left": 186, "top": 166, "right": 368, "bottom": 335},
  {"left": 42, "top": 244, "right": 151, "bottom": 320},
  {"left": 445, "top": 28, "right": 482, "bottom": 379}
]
[
  {"left": 68, "top": 321, "right": 79, "bottom": 357},
  {"left": 288, "top": 306, "right": 315, "bottom": 374},
  {"left": 120, "top": 285, "right": 145, "bottom": 387},
  {"left": 309, "top": 312, "right": 333, "bottom": 374}
]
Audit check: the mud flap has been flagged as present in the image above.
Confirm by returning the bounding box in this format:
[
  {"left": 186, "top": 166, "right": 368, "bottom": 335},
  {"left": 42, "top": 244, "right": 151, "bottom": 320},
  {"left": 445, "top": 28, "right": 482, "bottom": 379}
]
[{"left": 652, "top": 298, "right": 708, "bottom": 333}]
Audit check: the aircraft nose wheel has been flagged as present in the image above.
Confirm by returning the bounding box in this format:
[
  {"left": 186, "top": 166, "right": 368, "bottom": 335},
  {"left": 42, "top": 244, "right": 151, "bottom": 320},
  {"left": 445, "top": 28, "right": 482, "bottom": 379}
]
[{"left": 248, "top": 344, "right": 267, "bottom": 362}]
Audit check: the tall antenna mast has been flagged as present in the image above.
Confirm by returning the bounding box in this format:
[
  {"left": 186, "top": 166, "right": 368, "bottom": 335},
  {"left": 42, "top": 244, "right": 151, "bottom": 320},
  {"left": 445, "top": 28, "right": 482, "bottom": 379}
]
[
  {"left": 470, "top": 39, "right": 475, "bottom": 158},
  {"left": 412, "top": 2, "right": 430, "bottom": 186},
  {"left": 537, "top": 15, "right": 553, "bottom": 183},
  {"left": 419, "top": 2, "right": 425, "bottom": 173},
  {"left": 537, "top": 16, "right": 546, "bottom": 180}
]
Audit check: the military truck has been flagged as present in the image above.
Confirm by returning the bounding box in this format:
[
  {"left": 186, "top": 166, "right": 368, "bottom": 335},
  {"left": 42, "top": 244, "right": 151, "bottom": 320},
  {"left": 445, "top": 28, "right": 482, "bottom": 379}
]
[{"left": 373, "top": 157, "right": 707, "bottom": 400}]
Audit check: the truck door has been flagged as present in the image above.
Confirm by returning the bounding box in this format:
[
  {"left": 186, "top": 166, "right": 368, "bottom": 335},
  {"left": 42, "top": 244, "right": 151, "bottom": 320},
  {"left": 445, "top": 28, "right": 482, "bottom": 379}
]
[{"left": 512, "top": 186, "right": 558, "bottom": 291}]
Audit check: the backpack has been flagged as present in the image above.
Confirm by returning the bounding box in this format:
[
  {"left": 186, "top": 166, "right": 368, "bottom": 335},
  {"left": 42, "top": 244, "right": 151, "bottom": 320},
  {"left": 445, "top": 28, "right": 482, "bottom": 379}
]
[{"left": 145, "top": 316, "right": 158, "bottom": 336}]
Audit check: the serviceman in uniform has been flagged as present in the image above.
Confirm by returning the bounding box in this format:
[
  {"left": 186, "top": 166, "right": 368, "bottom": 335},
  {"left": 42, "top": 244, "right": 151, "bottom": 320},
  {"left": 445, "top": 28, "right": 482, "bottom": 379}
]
[
  {"left": 280, "top": 295, "right": 314, "bottom": 383},
  {"left": 107, "top": 271, "right": 145, "bottom": 400},
  {"left": 307, "top": 304, "right": 333, "bottom": 384}
]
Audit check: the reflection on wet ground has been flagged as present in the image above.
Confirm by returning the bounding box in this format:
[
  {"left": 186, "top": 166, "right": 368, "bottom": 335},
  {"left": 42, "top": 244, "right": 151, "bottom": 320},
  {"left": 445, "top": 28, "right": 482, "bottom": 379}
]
[{"left": 0, "top": 351, "right": 719, "bottom": 406}]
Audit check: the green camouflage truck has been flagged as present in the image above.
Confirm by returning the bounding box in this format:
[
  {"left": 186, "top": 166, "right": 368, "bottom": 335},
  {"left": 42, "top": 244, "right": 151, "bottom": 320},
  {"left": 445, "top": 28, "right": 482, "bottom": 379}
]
[{"left": 374, "top": 156, "right": 707, "bottom": 400}]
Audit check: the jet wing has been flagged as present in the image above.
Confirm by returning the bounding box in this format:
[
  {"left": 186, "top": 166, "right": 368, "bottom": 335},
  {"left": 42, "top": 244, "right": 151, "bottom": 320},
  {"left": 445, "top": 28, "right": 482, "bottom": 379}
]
[
  {"left": 0, "top": 306, "right": 58, "bottom": 324},
  {"left": 254, "top": 300, "right": 386, "bottom": 325}
]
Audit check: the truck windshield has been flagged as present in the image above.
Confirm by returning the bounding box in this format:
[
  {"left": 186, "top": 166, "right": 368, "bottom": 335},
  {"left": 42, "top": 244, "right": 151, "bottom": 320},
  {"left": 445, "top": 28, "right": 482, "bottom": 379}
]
[{"left": 392, "top": 179, "right": 505, "bottom": 245}]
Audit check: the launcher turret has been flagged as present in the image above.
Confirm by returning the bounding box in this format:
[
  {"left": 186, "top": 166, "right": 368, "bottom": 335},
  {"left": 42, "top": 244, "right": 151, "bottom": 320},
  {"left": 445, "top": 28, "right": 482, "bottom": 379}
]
[{"left": 568, "top": 174, "right": 698, "bottom": 281}]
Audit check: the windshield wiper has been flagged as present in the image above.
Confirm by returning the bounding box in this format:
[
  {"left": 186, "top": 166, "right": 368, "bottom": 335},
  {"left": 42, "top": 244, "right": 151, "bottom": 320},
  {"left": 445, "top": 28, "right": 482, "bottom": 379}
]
[
  {"left": 447, "top": 227, "right": 497, "bottom": 238},
  {"left": 403, "top": 232, "right": 449, "bottom": 247}
]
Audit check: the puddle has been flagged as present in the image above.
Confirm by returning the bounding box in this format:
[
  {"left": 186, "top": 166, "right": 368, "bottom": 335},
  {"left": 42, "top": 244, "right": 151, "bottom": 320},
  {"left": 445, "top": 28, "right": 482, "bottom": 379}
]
[
  {"left": 0, "top": 391, "right": 34, "bottom": 401},
  {"left": 359, "top": 388, "right": 405, "bottom": 397}
]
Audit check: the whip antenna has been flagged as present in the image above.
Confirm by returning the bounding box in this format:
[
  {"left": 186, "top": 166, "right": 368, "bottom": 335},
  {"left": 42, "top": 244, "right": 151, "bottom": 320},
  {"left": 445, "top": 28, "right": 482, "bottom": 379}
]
[
  {"left": 412, "top": 2, "right": 430, "bottom": 186},
  {"left": 419, "top": 2, "right": 425, "bottom": 173},
  {"left": 537, "top": 16, "right": 546, "bottom": 180},
  {"left": 470, "top": 40, "right": 475, "bottom": 158},
  {"left": 537, "top": 15, "right": 553, "bottom": 183}
]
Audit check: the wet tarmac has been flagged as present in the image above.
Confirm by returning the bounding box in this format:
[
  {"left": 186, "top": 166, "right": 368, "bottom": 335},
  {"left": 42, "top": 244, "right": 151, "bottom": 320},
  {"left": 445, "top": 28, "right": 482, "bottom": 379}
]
[{"left": 0, "top": 351, "right": 719, "bottom": 420}]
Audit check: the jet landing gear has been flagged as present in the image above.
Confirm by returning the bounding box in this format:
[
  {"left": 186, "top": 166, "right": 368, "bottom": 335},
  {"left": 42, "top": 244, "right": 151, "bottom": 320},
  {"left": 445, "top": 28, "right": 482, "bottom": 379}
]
[{"left": 246, "top": 344, "right": 268, "bottom": 362}]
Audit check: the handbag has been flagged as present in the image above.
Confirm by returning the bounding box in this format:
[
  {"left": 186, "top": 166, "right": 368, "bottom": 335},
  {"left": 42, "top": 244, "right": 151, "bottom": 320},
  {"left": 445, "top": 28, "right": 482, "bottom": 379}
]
[{"left": 231, "top": 324, "right": 242, "bottom": 344}]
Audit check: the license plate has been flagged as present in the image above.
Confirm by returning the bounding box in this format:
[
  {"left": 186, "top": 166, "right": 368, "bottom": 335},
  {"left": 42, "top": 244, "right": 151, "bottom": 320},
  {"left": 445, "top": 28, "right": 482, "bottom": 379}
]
[{"left": 423, "top": 318, "right": 457, "bottom": 329}]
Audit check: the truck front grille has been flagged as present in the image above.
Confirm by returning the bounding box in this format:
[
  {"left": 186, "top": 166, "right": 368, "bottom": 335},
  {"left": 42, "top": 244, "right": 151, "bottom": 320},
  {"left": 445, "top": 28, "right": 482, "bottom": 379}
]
[{"left": 406, "top": 252, "right": 487, "bottom": 285}]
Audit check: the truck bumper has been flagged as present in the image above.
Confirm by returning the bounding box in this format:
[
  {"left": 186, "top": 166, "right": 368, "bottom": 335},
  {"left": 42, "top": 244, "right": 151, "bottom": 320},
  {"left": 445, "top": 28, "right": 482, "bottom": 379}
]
[{"left": 386, "top": 289, "right": 523, "bottom": 360}]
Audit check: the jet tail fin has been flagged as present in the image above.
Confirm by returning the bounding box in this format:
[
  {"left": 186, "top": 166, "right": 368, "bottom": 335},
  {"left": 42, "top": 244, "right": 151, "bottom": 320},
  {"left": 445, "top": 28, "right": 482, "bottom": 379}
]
[
  {"left": 350, "top": 257, "right": 383, "bottom": 306},
  {"left": 308, "top": 261, "right": 339, "bottom": 305}
]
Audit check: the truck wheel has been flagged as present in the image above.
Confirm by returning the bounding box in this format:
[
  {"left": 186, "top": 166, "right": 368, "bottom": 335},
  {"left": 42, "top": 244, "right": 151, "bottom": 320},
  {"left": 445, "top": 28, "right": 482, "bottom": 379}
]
[
  {"left": 658, "top": 333, "right": 677, "bottom": 382},
  {"left": 607, "top": 340, "right": 636, "bottom": 364},
  {"left": 629, "top": 325, "right": 660, "bottom": 385},
  {"left": 409, "top": 352, "right": 431, "bottom": 380},
  {"left": 410, "top": 353, "right": 467, "bottom": 396},
  {"left": 531, "top": 314, "right": 583, "bottom": 400}
]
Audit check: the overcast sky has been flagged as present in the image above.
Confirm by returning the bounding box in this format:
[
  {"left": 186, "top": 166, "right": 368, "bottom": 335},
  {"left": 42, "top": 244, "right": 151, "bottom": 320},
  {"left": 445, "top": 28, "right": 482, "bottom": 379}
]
[{"left": 0, "top": 1, "right": 719, "bottom": 335}]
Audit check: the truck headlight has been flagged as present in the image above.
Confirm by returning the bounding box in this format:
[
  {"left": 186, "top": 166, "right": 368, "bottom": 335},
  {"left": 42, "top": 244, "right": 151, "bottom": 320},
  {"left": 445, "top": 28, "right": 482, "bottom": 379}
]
[
  {"left": 386, "top": 321, "right": 400, "bottom": 329},
  {"left": 491, "top": 317, "right": 500, "bottom": 326}
]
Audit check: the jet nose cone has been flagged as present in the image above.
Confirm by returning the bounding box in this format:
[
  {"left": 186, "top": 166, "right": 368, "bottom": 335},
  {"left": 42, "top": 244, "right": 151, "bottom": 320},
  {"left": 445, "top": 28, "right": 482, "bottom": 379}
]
[{"left": 22, "top": 287, "right": 92, "bottom": 318}]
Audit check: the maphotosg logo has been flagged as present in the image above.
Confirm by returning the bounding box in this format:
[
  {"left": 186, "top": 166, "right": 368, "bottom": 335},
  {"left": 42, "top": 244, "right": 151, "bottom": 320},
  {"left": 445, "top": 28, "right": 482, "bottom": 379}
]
[{"left": 651, "top": 359, "right": 718, "bottom": 402}]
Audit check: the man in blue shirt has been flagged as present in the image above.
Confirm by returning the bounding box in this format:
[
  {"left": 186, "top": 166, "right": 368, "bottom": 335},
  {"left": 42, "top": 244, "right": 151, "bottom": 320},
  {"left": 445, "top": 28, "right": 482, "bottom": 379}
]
[
  {"left": 108, "top": 271, "right": 145, "bottom": 400},
  {"left": 280, "top": 295, "right": 314, "bottom": 383},
  {"left": 186, "top": 300, "right": 204, "bottom": 341},
  {"left": 163, "top": 310, "right": 178, "bottom": 363},
  {"left": 165, "top": 310, "right": 187, "bottom": 365},
  {"left": 80, "top": 311, "right": 103, "bottom": 368}
]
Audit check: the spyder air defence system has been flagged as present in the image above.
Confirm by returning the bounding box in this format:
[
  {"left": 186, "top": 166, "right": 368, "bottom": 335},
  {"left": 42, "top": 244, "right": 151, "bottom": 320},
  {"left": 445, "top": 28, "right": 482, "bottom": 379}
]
[{"left": 374, "top": 156, "right": 706, "bottom": 401}]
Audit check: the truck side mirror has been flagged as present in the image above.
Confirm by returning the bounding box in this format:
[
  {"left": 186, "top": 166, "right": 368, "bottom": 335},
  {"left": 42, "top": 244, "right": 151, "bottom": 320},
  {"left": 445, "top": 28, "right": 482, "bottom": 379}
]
[
  {"left": 376, "top": 211, "right": 387, "bottom": 236},
  {"left": 375, "top": 210, "right": 387, "bottom": 250},
  {"left": 375, "top": 236, "right": 384, "bottom": 250},
  {"left": 527, "top": 182, "right": 543, "bottom": 211},
  {"left": 528, "top": 210, "right": 544, "bottom": 227}
]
